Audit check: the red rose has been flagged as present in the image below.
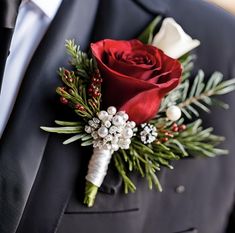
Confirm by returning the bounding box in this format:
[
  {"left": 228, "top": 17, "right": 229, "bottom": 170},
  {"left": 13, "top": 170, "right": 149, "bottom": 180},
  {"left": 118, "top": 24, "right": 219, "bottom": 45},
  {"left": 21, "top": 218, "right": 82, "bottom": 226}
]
[{"left": 91, "top": 39, "right": 182, "bottom": 124}]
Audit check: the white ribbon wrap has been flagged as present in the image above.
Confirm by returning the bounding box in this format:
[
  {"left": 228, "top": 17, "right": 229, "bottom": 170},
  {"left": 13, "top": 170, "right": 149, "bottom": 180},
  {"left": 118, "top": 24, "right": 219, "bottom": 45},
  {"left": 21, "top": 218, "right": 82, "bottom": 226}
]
[{"left": 85, "top": 148, "right": 112, "bottom": 187}]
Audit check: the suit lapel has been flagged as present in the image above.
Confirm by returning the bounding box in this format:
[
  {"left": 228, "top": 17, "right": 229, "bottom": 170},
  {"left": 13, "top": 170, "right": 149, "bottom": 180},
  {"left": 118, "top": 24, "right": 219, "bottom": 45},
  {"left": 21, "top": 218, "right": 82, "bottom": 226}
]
[{"left": 0, "top": 0, "right": 99, "bottom": 232}]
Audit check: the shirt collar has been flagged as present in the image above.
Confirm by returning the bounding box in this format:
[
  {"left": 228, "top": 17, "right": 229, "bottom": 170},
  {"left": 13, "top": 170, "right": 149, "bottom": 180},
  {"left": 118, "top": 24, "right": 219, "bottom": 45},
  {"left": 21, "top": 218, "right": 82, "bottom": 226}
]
[{"left": 31, "top": 0, "right": 63, "bottom": 19}]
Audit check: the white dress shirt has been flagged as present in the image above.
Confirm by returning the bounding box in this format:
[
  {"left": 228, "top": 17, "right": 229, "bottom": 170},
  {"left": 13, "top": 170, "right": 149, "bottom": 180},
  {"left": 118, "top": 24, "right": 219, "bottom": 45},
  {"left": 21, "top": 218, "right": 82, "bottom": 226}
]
[{"left": 0, "top": 0, "right": 62, "bottom": 137}]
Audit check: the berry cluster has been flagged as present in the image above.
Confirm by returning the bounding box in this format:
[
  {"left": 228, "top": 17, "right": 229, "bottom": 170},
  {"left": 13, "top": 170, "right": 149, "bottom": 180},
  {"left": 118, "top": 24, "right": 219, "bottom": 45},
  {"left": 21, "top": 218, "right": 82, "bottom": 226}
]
[
  {"left": 63, "top": 69, "right": 74, "bottom": 83},
  {"left": 88, "top": 70, "right": 103, "bottom": 98},
  {"left": 171, "top": 123, "right": 186, "bottom": 132},
  {"left": 57, "top": 69, "right": 93, "bottom": 112},
  {"left": 157, "top": 123, "right": 187, "bottom": 143},
  {"left": 58, "top": 87, "right": 86, "bottom": 112}
]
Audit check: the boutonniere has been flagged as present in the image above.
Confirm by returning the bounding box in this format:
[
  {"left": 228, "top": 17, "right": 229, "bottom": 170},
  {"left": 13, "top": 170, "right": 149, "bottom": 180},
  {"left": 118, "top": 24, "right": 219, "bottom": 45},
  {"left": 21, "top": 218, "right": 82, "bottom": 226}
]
[{"left": 41, "top": 17, "right": 235, "bottom": 207}]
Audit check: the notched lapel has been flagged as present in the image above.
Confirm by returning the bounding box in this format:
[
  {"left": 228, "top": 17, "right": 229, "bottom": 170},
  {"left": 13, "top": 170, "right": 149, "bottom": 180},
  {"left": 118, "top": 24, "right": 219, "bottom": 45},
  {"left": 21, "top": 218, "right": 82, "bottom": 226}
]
[{"left": 0, "top": 0, "right": 99, "bottom": 233}]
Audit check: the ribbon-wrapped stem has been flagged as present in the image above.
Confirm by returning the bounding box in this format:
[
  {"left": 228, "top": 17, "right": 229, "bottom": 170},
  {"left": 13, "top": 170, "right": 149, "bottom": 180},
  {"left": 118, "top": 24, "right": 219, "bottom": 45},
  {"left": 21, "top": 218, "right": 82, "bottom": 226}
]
[
  {"left": 83, "top": 107, "right": 136, "bottom": 207},
  {"left": 84, "top": 148, "right": 112, "bottom": 207}
]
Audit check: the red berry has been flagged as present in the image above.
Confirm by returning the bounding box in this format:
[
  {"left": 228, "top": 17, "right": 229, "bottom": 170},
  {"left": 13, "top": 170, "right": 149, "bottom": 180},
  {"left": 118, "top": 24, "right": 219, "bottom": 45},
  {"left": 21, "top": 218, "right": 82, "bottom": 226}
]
[
  {"left": 179, "top": 124, "right": 186, "bottom": 131},
  {"left": 172, "top": 127, "right": 179, "bottom": 132},
  {"left": 172, "top": 123, "right": 179, "bottom": 132},
  {"left": 79, "top": 106, "right": 85, "bottom": 111},
  {"left": 88, "top": 88, "right": 93, "bottom": 93},
  {"left": 75, "top": 104, "right": 85, "bottom": 111},
  {"left": 92, "top": 77, "right": 97, "bottom": 83},
  {"left": 60, "top": 97, "right": 68, "bottom": 104},
  {"left": 93, "top": 92, "right": 100, "bottom": 98},
  {"left": 75, "top": 103, "right": 81, "bottom": 109},
  {"left": 161, "top": 137, "right": 169, "bottom": 143},
  {"left": 64, "top": 69, "right": 70, "bottom": 76}
]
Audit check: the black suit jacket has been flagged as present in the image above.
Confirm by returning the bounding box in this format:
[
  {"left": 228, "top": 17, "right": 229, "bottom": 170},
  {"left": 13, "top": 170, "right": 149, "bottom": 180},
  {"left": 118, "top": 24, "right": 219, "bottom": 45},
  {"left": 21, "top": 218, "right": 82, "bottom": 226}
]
[{"left": 1, "top": 1, "right": 235, "bottom": 233}]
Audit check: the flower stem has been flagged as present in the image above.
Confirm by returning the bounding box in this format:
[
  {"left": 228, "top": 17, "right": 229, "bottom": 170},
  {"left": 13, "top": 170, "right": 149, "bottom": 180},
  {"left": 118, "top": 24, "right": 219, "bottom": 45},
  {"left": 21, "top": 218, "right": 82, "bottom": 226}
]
[{"left": 83, "top": 181, "right": 99, "bottom": 207}]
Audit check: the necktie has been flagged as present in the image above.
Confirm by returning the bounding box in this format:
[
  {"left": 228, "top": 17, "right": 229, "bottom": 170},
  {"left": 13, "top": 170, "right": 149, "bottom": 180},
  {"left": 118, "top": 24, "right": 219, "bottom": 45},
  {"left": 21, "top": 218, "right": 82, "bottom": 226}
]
[
  {"left": 0, "top": 0, "right": 22, "bottom": 91},
  {"left": 0, "top": 0, "right": 49, "bottom": 137}
]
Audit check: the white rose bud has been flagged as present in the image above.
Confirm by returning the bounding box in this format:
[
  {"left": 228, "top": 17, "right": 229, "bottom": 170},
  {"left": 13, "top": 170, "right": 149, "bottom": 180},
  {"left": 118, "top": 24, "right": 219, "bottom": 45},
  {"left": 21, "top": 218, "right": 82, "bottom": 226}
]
[{"left": 152, "top": 18, "right": 200, "bottom": 59}]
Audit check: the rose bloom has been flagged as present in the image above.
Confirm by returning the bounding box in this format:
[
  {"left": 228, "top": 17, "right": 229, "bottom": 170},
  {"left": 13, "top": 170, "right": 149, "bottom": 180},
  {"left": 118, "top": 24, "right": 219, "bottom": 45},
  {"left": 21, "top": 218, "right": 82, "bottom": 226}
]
[{"left": 91, "top": 39, "right": 182, "bottom": 124}]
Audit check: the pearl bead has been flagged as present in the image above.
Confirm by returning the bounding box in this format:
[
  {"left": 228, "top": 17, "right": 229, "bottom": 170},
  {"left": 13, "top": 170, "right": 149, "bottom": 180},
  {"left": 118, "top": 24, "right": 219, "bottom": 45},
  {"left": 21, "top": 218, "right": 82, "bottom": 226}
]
[
  {"left": 97, "top": 111, "right": 109, "bottom": 121},
  {"left": 104, "top": 121, "right": 111, "bottom": 128},
  {"left": 85, "top": 126, "right": 92, "bottom": 133},
  {"left": 122, "top": 113, "right": 129, "bottom": 121},
  {"left": 93, "top": 117, "right": 100, "bottom": 124},
  {"left": 107, "top": 106, "right": 117, "bottom": 115},
  {"left": 97, "top": 126, "right": 109, "bottom": 138},
  {"left": 129, "top": 121, "right": 136, "bottom": 128},
  {"left": 93, "top": 140, "right": 99, "bottom": 147},
  {"left": 123, "top": 128, "right": 133, "bottom": 139},
  {"left": 105, "top": 135, "right": 113, "bottom": 141},
  {"left": 166, "top": 105, "right": 181, "bottom": 121},
  {"left": 116, "top": 111, "right": 128, "bottom": 120},
  {"left": 93, "top": 123, "right": 99, "bottom": 129},
  {"left": 91, "top": 132, "right": 98, "bottom": 139},
  {"left": 125, "top": 139, "right": 131, "bottom": 145},
  {"left": 141, "top": 136, "right": 146, "bottom": 142},
  {"left": 88, "top": 120, "right": 95, "bottom": 127},
  {"left": 112, "top": 144, "right": 119, "bottom": 151},
  {"left": 109, "top": 126, "right": 117, "bottom": 134},
  {"left": 112, "top": 115, "right": 124, "bottom": 126}
]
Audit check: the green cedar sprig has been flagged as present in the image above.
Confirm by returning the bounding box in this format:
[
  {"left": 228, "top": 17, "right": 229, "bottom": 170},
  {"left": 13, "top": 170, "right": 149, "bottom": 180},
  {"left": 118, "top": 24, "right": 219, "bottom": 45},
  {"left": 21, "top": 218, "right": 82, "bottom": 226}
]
[
  {"left": 177, "top": 71, "right": 235, "bottom": 119},
  {"left": 159, "top": 55, "right": 235, "bottom": 119},
  {"left": 41, "top": 40, "right": 102, "bottom": 146},
  {"left": 56, "top": 40, "right": 102, "bottom": 119},
  {"left": 65, "top": 39, "right": 95, "bottom": 78},
  {"left": 40, "top": 120, "right": 93, "bottom": 146}
]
